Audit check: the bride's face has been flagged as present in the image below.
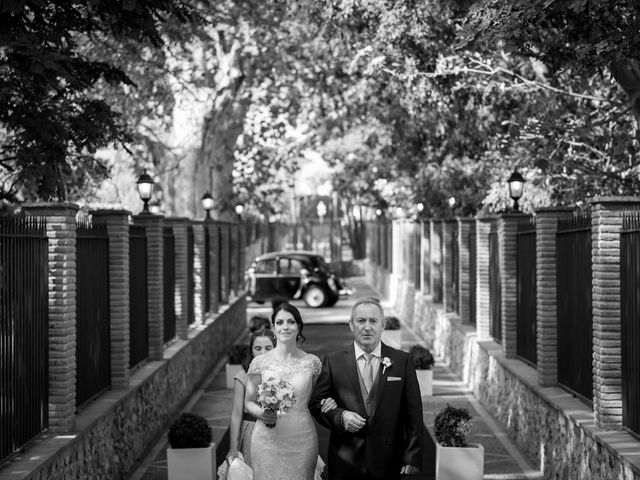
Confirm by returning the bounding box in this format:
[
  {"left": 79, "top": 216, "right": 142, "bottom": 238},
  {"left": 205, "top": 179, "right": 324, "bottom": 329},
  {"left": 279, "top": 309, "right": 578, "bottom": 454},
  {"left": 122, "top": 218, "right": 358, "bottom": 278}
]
[{"left": 273, "top": 311, "right": 299, "bottom": 343}]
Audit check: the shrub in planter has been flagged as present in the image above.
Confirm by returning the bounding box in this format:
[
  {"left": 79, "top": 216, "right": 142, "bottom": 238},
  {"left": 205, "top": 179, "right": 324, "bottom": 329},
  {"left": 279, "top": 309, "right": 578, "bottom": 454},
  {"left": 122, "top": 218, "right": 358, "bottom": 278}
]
[
  {"left": 434, "top": 404, "right": 483, "bottom": 479},
  {"left": 168, "top": 412, "right": 213, "bottom": 449},
  {"left": 409, "top": 345, "right": 435, "bottom": 396},
  {"left": 409, "top": 345, "right": 435, "bottom": 370},
  {"left": 227, "top": 344, "right": 250, "bottom": 365},
  {"left": 167, "top": 413, "right": 215, "bottom": 480},
  {"left": 384, "top": 316, "right": 401, "bottom": 330}
]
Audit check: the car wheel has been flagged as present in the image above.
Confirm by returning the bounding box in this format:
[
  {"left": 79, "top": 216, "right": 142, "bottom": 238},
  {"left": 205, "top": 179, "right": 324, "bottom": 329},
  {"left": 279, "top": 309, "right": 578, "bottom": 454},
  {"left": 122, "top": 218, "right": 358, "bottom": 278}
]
[{"left": 304, "top": 285, "right": 327, "bottom": 308}]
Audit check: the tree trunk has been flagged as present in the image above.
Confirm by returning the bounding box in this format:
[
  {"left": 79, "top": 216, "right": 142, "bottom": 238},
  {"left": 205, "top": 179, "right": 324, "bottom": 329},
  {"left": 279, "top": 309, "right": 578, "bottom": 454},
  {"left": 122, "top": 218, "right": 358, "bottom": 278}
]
[{"left": 610, "top": 59, "right": 640, "bottom": 124}]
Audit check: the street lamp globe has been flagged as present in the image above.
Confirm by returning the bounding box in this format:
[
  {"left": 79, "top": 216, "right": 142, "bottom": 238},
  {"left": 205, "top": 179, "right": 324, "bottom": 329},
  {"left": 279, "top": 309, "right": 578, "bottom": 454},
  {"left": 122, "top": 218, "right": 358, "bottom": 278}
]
[
  {"left": 417, "top": 202, "right": 424, "bottom": 213},
  {"left": 376, "top": 208, "right": 382, "bottom": 217},
  {"left": 201, "top": 192, "right": 214, "bottom": 219},
  {"left": 235, "top": 204, "right": 244, "bottom": 216},
  {"left": 136, "top": 170, "right": 154, "bottom": 213},
  {"left": 507, "top": 169, "right": 525, "bottom": 212}
]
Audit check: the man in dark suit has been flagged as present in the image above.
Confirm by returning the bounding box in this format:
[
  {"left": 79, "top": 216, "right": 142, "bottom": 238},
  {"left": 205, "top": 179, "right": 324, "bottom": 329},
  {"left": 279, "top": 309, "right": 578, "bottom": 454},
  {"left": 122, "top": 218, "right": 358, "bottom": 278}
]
[{"left": 310, "top": 297, "right": 424, "bottom": 480}]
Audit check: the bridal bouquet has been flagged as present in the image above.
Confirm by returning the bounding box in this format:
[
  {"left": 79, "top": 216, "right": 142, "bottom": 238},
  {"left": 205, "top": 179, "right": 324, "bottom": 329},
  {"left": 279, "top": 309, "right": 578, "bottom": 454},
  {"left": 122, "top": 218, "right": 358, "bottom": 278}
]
[{"left": 257, "top": 377, "right": 296, "bottom": 428}]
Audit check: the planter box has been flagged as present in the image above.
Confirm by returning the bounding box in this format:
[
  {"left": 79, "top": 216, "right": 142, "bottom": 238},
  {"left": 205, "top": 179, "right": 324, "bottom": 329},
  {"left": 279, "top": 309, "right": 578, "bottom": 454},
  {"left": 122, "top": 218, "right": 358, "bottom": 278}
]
[
  {"left": 226, "top": 363, "right": 243, "bottom": 389},
  {"left": 381, "top": 330, "right": 402, "bottom": 349},
  {"left": 436, "top": 443, "right": 483, "bottom": 480},
  {"left": 416, "top": 369, "right": 433, "bottom": 397},
  {"left": 167, "top": 444, "right": 216, "bottom": 480}
]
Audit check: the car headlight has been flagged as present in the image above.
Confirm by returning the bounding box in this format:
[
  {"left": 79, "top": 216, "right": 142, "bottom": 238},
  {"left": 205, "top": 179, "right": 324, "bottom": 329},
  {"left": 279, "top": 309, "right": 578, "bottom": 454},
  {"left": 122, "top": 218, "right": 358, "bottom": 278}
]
[{"left": 328, "top": 277, "right": 337, "bottom": 291}]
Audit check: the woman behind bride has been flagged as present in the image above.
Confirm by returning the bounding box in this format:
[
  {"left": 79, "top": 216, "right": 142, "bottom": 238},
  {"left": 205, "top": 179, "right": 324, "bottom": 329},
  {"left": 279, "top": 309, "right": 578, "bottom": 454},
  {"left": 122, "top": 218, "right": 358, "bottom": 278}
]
[{"left": 245, "top": 302, "right": 334, "bottom": 480}]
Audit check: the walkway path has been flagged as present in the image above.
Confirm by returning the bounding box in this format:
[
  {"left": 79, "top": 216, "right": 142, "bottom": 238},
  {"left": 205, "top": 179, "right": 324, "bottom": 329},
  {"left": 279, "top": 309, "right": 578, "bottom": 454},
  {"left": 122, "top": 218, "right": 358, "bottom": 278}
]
[{"left": 128, "top": 277, "right": 542, "bottom": 480}]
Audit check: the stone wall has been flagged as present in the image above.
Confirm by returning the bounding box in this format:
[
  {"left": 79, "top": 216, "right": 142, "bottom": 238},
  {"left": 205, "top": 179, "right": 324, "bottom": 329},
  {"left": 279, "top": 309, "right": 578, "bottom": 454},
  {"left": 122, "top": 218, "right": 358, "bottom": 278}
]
[
  {"left": 2, "top": 296, "right": 246, "bottom": 480},
  {"left": 366, "top": 262, "right": 640, "bottom": 480}
]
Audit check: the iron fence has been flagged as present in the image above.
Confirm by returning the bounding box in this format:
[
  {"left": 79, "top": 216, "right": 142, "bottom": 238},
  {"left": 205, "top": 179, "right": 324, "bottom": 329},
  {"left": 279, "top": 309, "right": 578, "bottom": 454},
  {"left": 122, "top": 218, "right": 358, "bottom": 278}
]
[
  {"left": 489, "top": 221, "right": 502, "bottom": 343},
  {"left": 556, "top": 212, "right": 592, "bottom": 402},
  {"left": 431, "top": 222, "right": 443, "bottom": 303},
  {"left": 516, "top": 217, "right": 537, "bottom": 366},
  {"left": 469, "top": 225, "right": 476, "bottom": 325},
  {"left": 187, "top": 225, "right": 195, "bottom": 325},
  {"left": 76, "top": 220, "right": 110, "bottom": 408},
  {"left": 129, "top": 225, "right": 148, "bottom": 369},
  {"left": 621, "top": 211, "right": 640, "bottom": 437},
  {"left": 163, "top": 226, "right": 175, "bottom": 343},
  {"left": 204, "top": 225, "right": 210, "bottom": 313},
  {"left": 0, "top": 215, "right": 48, "bottom": 465}
]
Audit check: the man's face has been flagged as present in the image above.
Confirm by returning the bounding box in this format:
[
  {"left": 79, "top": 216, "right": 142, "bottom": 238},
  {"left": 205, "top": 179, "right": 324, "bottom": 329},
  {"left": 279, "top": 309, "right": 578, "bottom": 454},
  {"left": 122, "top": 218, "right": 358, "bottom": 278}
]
[{"left": 349, "top": 303, "right": 386, "bottom": 353}]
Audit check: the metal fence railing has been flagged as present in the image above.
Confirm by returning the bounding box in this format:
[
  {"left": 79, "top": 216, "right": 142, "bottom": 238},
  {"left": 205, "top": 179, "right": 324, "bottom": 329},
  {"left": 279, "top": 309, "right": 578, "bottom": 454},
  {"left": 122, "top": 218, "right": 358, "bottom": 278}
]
[
  {"left": 489, "top": 221, "right": 502, "bottom": 343},
  {"left": 621, "top": 211, "right": 640, "bottom": 437},
  {"left": 468, "top": 224, "right": 476, "bottom": 325},
  {"left": 0, "top": 215, "right": 48, "bottom": 465},
  {"left": 129, "top": 225, "right": 148, "bottom": 369},
  {"left": 163, "top": 226, "right": 176, "bottom": 343},
  {"left": 556, "top": 212, "right": 593, "bottom": 402},
  {"left": 431, "top": 222, "right": 443, "bottom": 303},
  {"left": 516, "top": 217, "right": 537, "bottom": 366},
  {"left": 204, "top": 225, "right": 211, "bottom": 313},
  {"left": 76, "top": 220, "right": 110, "bottom": 408},
  {"left": 187, "top": 225, "right": 195, "bottom": 325}
]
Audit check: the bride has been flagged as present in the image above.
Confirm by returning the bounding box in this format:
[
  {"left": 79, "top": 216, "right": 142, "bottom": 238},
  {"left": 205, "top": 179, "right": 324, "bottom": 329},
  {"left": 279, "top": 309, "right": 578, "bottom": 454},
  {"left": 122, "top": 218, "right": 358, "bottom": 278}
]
[{"left": 245, "top": 302, "right": 334, "bottom": 480}]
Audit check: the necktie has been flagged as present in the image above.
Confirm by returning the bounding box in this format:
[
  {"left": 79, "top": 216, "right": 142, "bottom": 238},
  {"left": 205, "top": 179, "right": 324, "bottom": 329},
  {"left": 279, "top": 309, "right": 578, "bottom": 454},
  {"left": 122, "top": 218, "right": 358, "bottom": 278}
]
[{"left": 363, "top": 353, "right": 374, "bottom": 392}]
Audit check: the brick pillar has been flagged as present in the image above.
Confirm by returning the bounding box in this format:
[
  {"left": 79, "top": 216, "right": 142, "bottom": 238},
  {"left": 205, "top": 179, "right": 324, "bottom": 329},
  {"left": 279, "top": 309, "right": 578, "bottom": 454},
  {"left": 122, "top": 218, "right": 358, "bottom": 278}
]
[
  {"left": 133, "top": 213, "right": 164, "bottom": 360},
  {"left": 498, "top": 213, "right": 529, "bottom": 358},
  {"left": 590, "top": 196, "right": 640, "bottom": 429},
  {"left": 192, "top": 221, "right": 205, "bottom": 322},
  {"left": 207, "top": 221, "right": 220, "bottom": 313},
  {"left": 24, "top": 202, "right": 78, "bottom": 432},
  {"left": 442, "top": 220, "right": 456, "bottom": 313},
  {"left": 91, "top": 209, "right": 131, "bottom": 387},
  {"left": 391, "top": 221, "right": 401, "bottom": 277},
  {"left": 475, "top": 217, "right": 493, "bottom": 340},
  {"left": 457, "top": 218, "right": 475, "bottom": 324},
  {"left": 165, "top": 218, "right": 189, "bottom": 339},
  {"left": 535, "top": 207, "right": 574, "bottom": 387}
]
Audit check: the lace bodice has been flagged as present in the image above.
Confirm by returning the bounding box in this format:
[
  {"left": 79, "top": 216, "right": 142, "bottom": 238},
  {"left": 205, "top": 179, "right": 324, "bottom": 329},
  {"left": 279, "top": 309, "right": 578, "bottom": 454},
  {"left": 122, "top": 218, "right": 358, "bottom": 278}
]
[{"left": 248, "top": 352, "right": 321, "bottom": 410}]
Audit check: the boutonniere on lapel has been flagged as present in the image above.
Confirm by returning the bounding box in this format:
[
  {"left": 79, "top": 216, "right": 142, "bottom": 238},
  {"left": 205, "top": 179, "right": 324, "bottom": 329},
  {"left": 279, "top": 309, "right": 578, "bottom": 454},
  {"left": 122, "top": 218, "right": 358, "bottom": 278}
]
[{"left": 381, "top": 357, "right": 392, "bottom": 374}]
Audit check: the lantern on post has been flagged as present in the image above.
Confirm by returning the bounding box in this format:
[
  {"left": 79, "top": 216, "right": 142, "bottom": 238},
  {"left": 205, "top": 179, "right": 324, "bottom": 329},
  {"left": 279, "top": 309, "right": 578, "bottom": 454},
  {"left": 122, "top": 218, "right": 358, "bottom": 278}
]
[
  {"left": 201, "top": 192, "right": 214, "bottom": 219},
  {"left": 507, "top": 169, "right": 525, "bottom": 212},
  {"left": 136, "top": 170, "right": 154, "bottom": 214}
]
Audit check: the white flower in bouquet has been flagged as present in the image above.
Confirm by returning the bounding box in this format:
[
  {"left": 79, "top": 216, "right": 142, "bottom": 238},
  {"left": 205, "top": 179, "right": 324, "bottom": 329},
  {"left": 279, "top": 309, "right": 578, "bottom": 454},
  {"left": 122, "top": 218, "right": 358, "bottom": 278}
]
[{"left": 257, "top": 377, "right": 296, "bottom": 427}]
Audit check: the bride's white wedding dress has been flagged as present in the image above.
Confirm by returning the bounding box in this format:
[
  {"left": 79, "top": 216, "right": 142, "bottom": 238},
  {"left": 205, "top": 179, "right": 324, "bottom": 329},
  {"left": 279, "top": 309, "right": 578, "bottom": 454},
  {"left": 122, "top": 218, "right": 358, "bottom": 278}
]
[{"left": 248, "top": 352, "right": 322, "bottom": 480}]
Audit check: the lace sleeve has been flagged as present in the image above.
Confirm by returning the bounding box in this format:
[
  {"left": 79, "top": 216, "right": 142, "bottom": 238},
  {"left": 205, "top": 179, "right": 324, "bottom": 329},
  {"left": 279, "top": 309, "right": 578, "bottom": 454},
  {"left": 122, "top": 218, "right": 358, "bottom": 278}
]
[
  {"left": 247, "top": 355, "right": 265, "bottom": 375},
  {"left": 309, "top": 354, "right": 322, "bottom": 375}
]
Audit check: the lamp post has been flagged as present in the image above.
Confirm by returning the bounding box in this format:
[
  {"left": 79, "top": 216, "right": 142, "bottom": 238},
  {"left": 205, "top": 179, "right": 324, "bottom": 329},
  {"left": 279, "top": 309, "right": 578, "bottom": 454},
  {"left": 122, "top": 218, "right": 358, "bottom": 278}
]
[
  {"left": 235, "top": 204, "right": 244, "bottom": 222},
  {"left": 136, "top": 170, "right": 154, "bottom": 214},
  {"left": 507, "top": 169, "right": 525, "bottom": 212},
  {"left": 201, "top": 192, "right": 214, "bottom": 220}
]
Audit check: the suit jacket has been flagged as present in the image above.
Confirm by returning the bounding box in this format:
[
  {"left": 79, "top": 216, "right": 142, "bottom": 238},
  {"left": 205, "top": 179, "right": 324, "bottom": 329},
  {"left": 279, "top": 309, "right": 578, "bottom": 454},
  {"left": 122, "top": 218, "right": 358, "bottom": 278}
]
[{"left": 310, "top": 342, "right": 424, "bottom": 480}]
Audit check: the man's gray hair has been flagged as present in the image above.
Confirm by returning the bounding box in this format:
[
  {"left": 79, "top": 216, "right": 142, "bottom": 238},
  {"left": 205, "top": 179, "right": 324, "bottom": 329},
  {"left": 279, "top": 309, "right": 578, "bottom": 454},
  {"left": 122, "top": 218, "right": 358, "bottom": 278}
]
[{"left": 350, "top": 297, "right": 385, "bottom": 323}]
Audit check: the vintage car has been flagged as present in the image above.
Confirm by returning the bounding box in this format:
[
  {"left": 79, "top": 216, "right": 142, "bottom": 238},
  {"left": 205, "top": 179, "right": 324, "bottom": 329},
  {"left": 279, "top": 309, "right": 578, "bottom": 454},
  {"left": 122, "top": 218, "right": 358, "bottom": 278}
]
[{"left": 245, "top": 251, "right": 352, "bottom": 308}]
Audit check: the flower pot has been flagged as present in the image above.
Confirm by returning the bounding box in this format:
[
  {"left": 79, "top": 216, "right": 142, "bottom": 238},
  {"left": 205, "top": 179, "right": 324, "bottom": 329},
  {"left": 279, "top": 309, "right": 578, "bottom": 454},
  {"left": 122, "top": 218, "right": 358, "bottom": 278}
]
[
  {"left": 167, "top": 444, "right": 216, "bottom": 480},
  {"left": 381, "top": 330, "right": 402, "bottom": 349},
  {"left": 435, "top": 443, "right": 484, "bottom": 480},
  {"left": 226, "top": 363, "right": 243, "bottom": 389},
  {"left": 416, "top": 369, "right": 433, "bottom": 397}
]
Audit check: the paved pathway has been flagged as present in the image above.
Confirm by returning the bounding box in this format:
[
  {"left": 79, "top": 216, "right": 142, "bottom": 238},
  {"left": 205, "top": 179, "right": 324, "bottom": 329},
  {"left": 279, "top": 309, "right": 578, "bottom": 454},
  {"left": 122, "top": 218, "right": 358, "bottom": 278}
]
[{"left": 129, "top": 277, "right": 542, "bottom": 479}]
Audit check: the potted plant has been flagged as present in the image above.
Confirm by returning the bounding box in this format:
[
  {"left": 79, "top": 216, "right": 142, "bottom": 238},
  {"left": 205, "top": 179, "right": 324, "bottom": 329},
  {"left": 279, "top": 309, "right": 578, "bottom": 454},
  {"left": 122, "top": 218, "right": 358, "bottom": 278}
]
[
  {"left": 409, "top": 345, "right": 435, "bottom": 396},
  {"left": 167, "top": 412, "right": 216, "bottom": 480},
  {"left": 433, "top": 404, "right": 484, "bottom": 480},
  {"left": 381, "top": 315, "right": 402, "bottom": 349},
  {"left": 226, "top": 344, "right": 249, "bottom": 389}
]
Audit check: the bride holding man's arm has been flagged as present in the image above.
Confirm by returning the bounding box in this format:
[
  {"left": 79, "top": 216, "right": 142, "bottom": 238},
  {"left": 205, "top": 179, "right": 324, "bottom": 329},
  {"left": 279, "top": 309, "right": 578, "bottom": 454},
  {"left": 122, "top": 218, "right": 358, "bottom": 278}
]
[{"left": 244, "top": 302, "right": 335, "bottom": 480}]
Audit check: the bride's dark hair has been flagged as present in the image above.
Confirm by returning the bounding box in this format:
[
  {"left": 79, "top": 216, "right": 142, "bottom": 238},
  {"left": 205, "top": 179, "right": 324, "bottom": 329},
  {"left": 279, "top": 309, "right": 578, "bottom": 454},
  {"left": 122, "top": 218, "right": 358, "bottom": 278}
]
[{"left": 271, "top": 302, "right": 306, "bottom": 344}]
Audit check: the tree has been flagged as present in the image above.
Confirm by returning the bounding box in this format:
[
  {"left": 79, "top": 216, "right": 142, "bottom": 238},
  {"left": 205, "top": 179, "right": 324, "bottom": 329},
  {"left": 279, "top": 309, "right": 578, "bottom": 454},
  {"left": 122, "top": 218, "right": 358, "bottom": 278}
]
[{"left": 0, "top": 0, "right": 198, "bottom": 202}]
